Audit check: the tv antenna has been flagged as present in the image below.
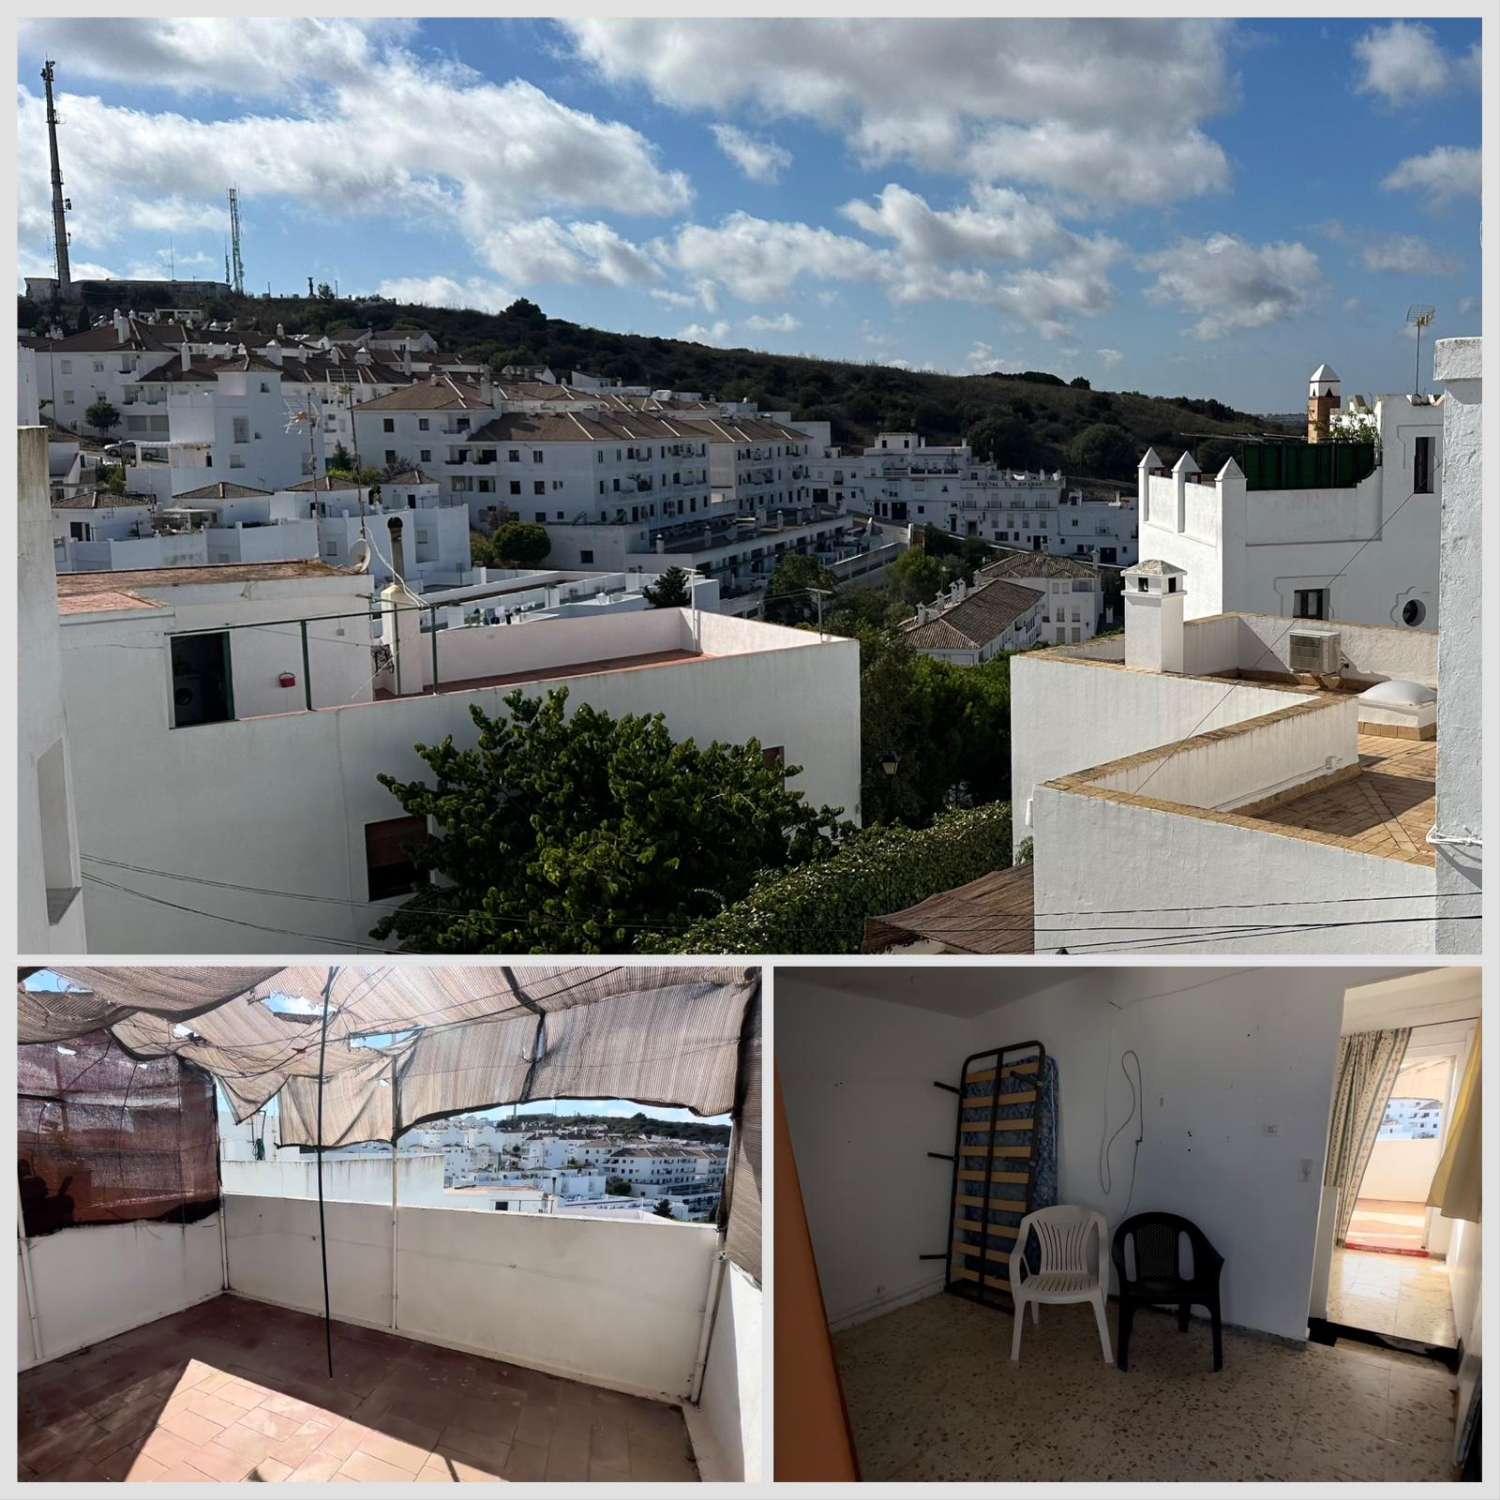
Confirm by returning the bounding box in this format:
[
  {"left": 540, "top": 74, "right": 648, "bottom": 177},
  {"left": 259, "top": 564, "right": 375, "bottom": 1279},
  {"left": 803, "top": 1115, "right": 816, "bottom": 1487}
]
[{"left": 1405, "top": 304, "right": 1435, "bottom": 397}]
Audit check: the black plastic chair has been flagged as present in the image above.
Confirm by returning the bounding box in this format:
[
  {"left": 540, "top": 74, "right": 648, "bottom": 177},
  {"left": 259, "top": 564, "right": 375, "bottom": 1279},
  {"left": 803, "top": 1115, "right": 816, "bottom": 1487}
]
[{"left": 1111, "top": 1211, "right": 1224, "bottom": 1372}]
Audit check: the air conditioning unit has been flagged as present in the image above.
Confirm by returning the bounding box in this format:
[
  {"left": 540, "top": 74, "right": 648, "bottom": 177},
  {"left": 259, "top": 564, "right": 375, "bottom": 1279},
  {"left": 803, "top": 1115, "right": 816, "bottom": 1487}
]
[{"left": 1289, "top": 628, "right": 1341, "bottom": 676}]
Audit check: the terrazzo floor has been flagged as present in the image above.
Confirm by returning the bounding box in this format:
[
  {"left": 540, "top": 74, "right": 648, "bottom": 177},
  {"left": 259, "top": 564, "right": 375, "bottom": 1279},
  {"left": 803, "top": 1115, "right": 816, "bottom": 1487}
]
[
  {"left": 1329, "top": 1246, "right": 1457, "bottom": 1348},
  {"left": 835, "top": 1291, "right": 1461, "bottom": 1482}
]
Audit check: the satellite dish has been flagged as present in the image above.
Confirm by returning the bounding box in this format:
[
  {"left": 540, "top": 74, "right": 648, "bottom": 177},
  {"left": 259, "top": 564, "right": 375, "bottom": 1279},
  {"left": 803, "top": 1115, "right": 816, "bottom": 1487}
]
[
  {"left": 348, "top": 538, "right": 372, "bottom": 572},
  {"left": 1405, "top": 305, "right": 1436, "bottom": 397}
]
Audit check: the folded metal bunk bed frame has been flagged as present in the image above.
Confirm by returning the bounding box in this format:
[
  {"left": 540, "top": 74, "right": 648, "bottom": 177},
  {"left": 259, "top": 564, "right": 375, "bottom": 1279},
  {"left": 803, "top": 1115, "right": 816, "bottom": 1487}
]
[{"left": 921, "top": 1040, "right": 1047, "bottom": 1312}]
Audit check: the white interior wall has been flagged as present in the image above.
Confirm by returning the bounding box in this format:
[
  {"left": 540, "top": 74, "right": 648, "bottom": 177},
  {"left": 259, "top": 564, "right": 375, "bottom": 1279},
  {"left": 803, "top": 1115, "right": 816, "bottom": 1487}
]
[
  {"left": 18, "top": 1216, "right": 225, "bottom": 1370},
  {"left": 776, "top": 985, "right": 976, "bottom": 1330},
  {"left": 783, "top": 966, "right": 1390, "bottom": 1346}
]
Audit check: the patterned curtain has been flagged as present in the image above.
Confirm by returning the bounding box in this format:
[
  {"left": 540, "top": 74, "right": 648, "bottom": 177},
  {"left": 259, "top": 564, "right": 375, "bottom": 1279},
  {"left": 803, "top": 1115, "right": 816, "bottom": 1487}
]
[
  {"left": 1324, "top": 1028, "right": 1410, "bottom": 1245},
  {"left": 1427, "top": 1023, "right": 1481, "bottom": 1224}
]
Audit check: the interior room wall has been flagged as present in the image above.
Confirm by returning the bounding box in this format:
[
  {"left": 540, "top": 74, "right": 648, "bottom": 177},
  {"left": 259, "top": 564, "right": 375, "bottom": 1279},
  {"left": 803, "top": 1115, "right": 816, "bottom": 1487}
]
[
  {"left": 776, "top": 982, "right": 976, "bottom": 1330},
  {"left": 782, "top": 966, "right": 1399, "bottom": 1346}
]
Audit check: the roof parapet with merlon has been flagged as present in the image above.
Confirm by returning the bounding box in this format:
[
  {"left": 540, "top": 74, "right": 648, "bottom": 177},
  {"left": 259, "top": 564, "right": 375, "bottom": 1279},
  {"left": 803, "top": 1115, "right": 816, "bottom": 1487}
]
[
  {"left": 1172, "top": 449, "right": 1200, "bottom": 476},
  {"left": 1137, "top": 445, "right": 1163, "bottom": 472}
]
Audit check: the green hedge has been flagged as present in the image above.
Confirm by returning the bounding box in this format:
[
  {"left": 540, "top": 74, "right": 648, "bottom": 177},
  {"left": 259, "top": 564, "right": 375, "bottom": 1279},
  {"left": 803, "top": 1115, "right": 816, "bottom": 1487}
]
[{"left": 661, "top": 802, "right": 1013, "bottom": 954}]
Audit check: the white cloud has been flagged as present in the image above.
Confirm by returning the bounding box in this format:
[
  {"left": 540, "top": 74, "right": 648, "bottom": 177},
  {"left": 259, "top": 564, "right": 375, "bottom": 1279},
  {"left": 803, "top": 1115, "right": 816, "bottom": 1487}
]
[
  {"left": 1142, "top": 233, "right": 1325, "bottom": 340},
  {"left": 1457, "top": 296, "right": 1477, "bottom": 316},
  {"left": 963, "top": 121, "right": 1229, "bottom": 203},
  {"left": 709, "top": 124, "right": 792, "bottom": 185},
  {"left": 1354, "top": 22, "right": 1476, "bottom": 107},
  {"left": 1382, "top": 146, "right": 1482, "bottom": 207},
  {"left": 477, "top": 219, "right": 660, "bottom": 287},
  {"left": 564, "top": 18, "right": 1233, "bottom": 206},
  {"left": 17, "top": 17, "right": 413, "bottom": 98},
  {"left": 660, "top": 208, "right": 1117, "bottom": 337},
  {"left": 1096, "top": 348, "right": 1123, "bottom": 368},
  {"left": 15, "top": 23, "right": 692, "bottom": 276},
  {"left": 745, "top": 312, "right": 800, "bottom": 333},
  {"left": 677, "top": 321, "right": 732, "bottom": 345},
  {"left": 841, "top": 183, "right": 1066, "bottom": 265},
  {"left": 376, "top": 275, "right": 515, "bottom": 313},
  {"left": 1359, "top": 234, "right": 1461, "bottom": 276}
]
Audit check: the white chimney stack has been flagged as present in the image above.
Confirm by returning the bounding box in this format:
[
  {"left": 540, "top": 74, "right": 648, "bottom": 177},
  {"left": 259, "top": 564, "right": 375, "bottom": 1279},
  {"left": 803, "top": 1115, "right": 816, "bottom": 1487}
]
[{"left": 1123, "top": 560, "right": 1188, "bottom": 675}]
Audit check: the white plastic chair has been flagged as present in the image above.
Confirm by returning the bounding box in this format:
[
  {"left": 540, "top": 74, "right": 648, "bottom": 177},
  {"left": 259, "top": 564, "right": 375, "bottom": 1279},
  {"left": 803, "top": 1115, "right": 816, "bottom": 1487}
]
[{"left": 1009, "top": 1205, "right": 1112, "bottom": 1364}]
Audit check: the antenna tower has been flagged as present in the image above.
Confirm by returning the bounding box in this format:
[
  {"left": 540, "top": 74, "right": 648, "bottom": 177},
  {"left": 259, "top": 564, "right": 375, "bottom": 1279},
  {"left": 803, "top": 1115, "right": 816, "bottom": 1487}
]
[
  {"left": 227, "top": 187, "right": 245, "bottom": 295},
  {"left": 1405, "top": 304, "right": 1436, "bottom": 397},
  {"left": 41, "top": 59, "right": 71, "bottom": 288}
]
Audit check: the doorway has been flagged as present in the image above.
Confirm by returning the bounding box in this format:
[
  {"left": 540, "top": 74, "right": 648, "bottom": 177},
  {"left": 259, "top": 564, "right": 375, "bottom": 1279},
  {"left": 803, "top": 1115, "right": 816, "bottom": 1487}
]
[{"left": 1325, "top": 1026, "right": 1472, "bottom": 1352}]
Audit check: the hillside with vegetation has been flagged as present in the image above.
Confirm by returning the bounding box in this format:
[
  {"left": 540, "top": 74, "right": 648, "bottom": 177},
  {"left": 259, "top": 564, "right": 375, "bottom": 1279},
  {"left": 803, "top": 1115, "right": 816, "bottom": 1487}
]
[{"left": 20, "top": 289, "right": 1294, "bottom": 482}]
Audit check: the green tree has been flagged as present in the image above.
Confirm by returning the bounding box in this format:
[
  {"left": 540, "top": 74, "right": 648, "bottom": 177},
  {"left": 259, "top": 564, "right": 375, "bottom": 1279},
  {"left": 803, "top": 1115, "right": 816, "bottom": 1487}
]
[
  {"left": 475, "top": 520, "right": 550, "bottom": 569},
  {"left": 370, "top": 687, "right": 851, "bottom": 953},
  {"left": 653, "top": 1199, "right": 675, "bottom": 1219},
  {"left": 763, "top": 553, "right": 837, "bottom": 625},
  {"left": 606, "top": 1177, "right": 633, "bottom": 1197},
  {"left": 84, "top": 399, "right": 121, "bottom": 437},
  {"left": 1068, "top": 423, "right": 1138, "bottom": 479},
  {"left": 642, "top": 565, "right": 693, "bottom": 608},
  {"left": 968, "top": 415, "right": 1035, "bottom": 469},
  {"left": 1069, "top": 376, "right": 1091, "bottom": 390},
  {"left": 329, "top": 441, "right": 354, "bottom": 471},
  {"left": 884, "top": 550, "right": 949, "bottom": 607}
]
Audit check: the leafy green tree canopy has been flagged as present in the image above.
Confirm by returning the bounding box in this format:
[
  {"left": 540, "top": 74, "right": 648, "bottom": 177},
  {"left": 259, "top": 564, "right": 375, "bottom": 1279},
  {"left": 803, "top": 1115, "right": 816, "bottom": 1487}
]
[
  {"left": 371, "top": 687, "right": 851, "bottom": 953},
  {"left": 475, "top": 520, "right": 550, "bottom": 569},
  {"left": 643, "top": 565, "right": 693, "bottom": 608},
  {"left": 85, "top": 399, "right": 120, "bottom": 435},
  {"left": 1068, "top": 422, "right": 1138, "bottom": 479},
  {"left": 763, "top": 552, "right": 837, "bottom": 625}
]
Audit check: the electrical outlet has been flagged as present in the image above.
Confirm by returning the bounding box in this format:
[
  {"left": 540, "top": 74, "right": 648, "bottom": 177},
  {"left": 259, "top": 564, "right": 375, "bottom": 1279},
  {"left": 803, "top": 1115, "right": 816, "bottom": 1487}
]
[{"left": 1262, "top": 1123, "right": 1278, "bottom": 1136}]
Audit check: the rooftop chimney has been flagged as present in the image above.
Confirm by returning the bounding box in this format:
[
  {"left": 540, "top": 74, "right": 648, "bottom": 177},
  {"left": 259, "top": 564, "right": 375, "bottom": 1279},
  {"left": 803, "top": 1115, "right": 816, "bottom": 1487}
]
[
  {"left": 180, "top": 340, "right": 191, "bottom": 372},
  {"left": 1123, "top": 560, "right": 1187, "bottom": 674},
  {"left": 112, "top": 308, "right": 129, "bottom": 344}
]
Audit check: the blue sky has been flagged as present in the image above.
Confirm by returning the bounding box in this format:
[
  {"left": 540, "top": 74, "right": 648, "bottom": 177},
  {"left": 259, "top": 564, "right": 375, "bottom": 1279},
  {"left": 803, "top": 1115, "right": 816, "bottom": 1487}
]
[{"left": 16, "top": 17, "right": 1482, "bottom": 410}]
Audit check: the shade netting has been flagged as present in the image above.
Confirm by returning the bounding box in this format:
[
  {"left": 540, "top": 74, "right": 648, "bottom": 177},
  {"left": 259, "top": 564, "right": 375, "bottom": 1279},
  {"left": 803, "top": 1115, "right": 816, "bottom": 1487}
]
[
  {"left": 18, "top": 1025, "right": 218, "bottom": 1236},
  {"left": 20, "top": 964, "right": 762, "bottom": 1279}
]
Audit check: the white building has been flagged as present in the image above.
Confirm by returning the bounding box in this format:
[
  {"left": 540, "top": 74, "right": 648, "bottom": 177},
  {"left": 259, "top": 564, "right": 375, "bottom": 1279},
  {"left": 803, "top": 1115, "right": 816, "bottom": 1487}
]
[
  {"left": 422, "top": 566, "right": 719, "bottom": 630},
  {"left": 18, "top": 427, "right": 87, "bottom": 951},
  {"left": 350, "top": 377, "right": 498, "bottom": 492},
  {"left": 1137, "top": 366, "right": 1442, "bottom": 629},
  {"left": 901, "top": 575, "right": 1043, "bottom": 666},
  {"left": 1009, "top": 506, "right": 1476, "bottom": 951},
  {"left": 1430, "top": 338, "right": 1482, "bottom": 954},
  {"left": 976, "top": 551, "right": 1104, "bottom": 645},
  {"left": 44, "top": 560, "right": 860, "bottom": 952},
  {"left": 812, "top": 432, "right": 1138, "bottom": 565}
]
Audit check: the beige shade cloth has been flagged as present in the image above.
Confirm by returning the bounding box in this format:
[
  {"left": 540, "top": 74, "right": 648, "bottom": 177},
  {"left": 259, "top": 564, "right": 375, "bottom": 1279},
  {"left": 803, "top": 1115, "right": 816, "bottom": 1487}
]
[
  {"left": 722, "top": 989, "right": 762, "bottom": 1283},
  {"left": 1427, "top": 1023, "right": 1481, "bottom": 1224},
  {"left": 25, "top": 964, "right": 762, "bottom": 1275}
]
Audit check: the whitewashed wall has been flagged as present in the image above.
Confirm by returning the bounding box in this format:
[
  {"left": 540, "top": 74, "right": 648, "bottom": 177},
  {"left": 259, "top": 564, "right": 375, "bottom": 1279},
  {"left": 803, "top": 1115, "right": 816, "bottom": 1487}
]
[
  {"left": 1359, "top": 1139, "right": 1445, "bottom": 1202},
  {"left": 1032, "top": 782, "right": 1435, "bottom": 954},
  {"left": 18, "top": 1216, "right": 224, "bottom": 1370},
  {"left": 686, "top": 1260, "right": 762, "bottom": 1482},
  {"left": 63, "top": 602, "right": 860, "bottom": 952},
  {"left": 1087, "top": 699, "right": 1356, "bottom": 811},
  {"left": 781, "top": 967, "right": 1374, "bottom": 1347},
  {"left": 777, "top": 983, "right": 978, "bottom": 1330},
  {"left": 223, "top": 1195, "right": 715, "bottom": 1401},
  {"left": 1011, "top": 652, "right": 1306, "bottom": 854}
]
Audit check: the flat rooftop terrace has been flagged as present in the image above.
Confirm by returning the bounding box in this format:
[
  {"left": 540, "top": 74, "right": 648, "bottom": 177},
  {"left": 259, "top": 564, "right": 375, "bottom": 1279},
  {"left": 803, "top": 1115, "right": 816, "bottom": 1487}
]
[
  {"left": 20, "top": 1294, "right": 697, "bottom": 1484},
  {"left": 1249, "top": 735, "right": 1437, "bottom": 865}
]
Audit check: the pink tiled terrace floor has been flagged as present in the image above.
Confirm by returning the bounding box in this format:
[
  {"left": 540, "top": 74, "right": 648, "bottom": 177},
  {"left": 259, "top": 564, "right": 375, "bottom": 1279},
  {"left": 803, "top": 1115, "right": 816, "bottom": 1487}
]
[{"left": 19, "top": 1294, "right": 699, "bottom": 1484}]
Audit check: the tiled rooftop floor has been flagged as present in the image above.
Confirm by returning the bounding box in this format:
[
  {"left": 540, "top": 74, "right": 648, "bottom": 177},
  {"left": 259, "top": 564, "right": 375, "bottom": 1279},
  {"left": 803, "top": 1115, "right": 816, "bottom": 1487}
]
[
  {"left": 19, "top": 1294, "right": 699, "bottom": 1484},
  {"left": 1251, "top": 734, "right": 1437, "bottom": 863},
  {"left": 837, "top": 1291, "right": 1461, "bottom": 1482}
]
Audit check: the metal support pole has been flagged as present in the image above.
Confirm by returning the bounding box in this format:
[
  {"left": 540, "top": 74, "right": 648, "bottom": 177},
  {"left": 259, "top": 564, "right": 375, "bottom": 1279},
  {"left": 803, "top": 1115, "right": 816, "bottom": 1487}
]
[
  {"left": 300, "top": 620, "right": 313, "bottom": 711},
  {"left": 315, "top": 966, "right": 338, "bottom": 1379},
  {"left": 429, "top": 605, "right": 439, "bottom": 694},
  {"left": 16, "top": 1181, "right": 44, "bottom": 1365},
  {"left": 389, "top": 1059, "right": 399, "bottom": 1333}
]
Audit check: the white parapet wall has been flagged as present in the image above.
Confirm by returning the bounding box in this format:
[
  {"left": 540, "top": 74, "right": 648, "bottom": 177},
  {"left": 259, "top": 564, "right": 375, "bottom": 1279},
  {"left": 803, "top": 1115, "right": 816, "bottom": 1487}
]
[
  {"left": 18, "top": 1216, "right": 225, "bottom": 1371},
  {"left": 222, "top": 1194, "right": 717, "bottom": 1403},
  {"left": 683, "top": 1259, "right": 762, "bottom": 1483}
]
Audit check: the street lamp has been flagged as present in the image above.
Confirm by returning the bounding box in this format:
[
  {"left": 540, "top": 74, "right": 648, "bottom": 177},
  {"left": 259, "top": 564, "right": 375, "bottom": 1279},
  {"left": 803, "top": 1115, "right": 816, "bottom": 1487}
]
[{"left": 880, "top": 750, "right": 901, "bottom": 778}]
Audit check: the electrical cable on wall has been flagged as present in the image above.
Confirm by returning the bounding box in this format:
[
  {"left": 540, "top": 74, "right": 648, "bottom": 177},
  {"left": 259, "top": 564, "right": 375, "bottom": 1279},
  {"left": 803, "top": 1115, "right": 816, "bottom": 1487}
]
[{"left": 1099, "top": 1048, "right": 1144, "bottom": 1220}]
